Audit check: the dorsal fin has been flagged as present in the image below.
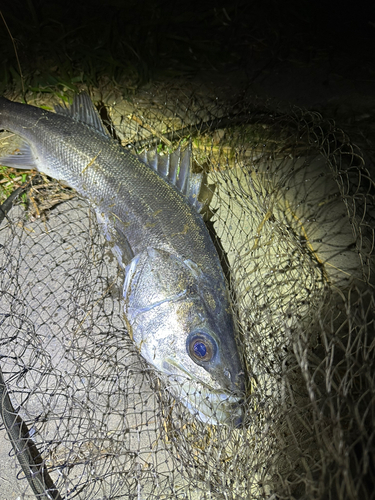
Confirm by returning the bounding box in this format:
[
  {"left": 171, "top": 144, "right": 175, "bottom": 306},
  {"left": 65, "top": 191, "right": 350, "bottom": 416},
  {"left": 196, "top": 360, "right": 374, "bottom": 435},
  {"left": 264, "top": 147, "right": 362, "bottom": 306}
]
[
  {"left": 54, "top": 93, "right": 109, "bottom": 137},
  {"left": 138, "top": 145, "right": 215, "bottom": 215}
]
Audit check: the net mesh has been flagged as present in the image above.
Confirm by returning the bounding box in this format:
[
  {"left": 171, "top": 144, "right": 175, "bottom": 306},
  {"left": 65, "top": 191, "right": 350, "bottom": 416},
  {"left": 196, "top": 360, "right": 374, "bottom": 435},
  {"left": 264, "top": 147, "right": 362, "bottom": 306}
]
[{"left": 0, "top": 85, "right": 374, "bottom": 500}]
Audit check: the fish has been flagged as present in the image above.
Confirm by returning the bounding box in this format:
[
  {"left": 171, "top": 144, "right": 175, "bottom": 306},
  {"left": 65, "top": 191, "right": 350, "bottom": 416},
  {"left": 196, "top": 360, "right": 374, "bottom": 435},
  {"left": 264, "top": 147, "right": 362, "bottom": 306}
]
[{"left": 0, "top": 93, "right": 245, "bottom": 426}]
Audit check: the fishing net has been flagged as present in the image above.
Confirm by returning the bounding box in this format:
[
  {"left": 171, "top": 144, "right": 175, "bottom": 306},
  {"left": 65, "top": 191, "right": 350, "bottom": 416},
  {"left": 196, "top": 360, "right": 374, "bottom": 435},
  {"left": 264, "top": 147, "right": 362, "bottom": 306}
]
[{"left": 0, "top": 84, "right": 374, "bottom": 500}]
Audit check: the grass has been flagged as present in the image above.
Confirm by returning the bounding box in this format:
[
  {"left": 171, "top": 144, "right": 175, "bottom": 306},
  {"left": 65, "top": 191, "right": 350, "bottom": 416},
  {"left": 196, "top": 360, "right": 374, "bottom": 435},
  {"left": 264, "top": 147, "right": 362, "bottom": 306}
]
[
  {"left": 0, "top": 0, "right": 331, "bottom": 97},
  {"left": 0, "top": 165, "right": 33, "bottom": 207},
  {"left": 0, "top": 0, "right": 253, "bottom": 203},
  {"left": 0, "top": 163, "right": 41, "bottom": 205},
  {"left": 0, "top": 1, "right": 248, "bottom": 96},
  {"left": 0, "top": 0, "right": 364, "bottom": 204}
]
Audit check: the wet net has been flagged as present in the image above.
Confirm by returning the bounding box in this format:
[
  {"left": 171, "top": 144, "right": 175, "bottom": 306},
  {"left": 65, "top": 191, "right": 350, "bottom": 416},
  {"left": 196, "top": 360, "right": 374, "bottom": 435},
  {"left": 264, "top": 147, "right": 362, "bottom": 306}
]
[{"left": 0, "top": 85, "right": 374, "bottom": 499}]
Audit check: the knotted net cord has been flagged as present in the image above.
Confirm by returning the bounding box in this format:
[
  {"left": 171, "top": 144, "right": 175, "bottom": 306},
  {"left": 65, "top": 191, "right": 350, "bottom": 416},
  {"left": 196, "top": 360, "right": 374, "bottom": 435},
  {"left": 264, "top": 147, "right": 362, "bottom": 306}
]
[{"left": 0, "top": 87, "right": 374, "bottom": 499}]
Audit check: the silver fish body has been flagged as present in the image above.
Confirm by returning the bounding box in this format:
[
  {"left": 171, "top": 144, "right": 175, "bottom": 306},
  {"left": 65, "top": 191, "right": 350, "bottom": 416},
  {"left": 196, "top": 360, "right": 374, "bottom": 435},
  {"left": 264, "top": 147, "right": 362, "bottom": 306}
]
[{"left": 0, "top": 94, "right": 245, "bottom": 425}]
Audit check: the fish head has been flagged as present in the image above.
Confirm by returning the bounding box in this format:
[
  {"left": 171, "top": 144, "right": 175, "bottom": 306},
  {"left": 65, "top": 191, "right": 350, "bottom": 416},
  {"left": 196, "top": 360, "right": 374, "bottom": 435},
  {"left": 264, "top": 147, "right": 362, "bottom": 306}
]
[{"left": 123, "top": 247, "right": 245, "bottom": 425}]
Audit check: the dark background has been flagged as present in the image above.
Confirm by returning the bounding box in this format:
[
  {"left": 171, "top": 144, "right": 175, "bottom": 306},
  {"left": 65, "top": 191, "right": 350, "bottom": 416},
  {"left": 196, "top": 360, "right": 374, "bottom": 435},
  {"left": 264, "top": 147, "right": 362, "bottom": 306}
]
[{"left": 0, "top": 0, "right": 375, "bottom": 124}]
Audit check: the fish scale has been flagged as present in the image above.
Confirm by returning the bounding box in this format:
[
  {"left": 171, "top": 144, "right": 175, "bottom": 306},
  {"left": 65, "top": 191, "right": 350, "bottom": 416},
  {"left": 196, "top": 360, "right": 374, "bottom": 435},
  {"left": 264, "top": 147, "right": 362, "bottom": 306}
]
[
  {"left": 0, "top": 93, "right": 245, "bottom": 426},
  {"left": 20, "top": 103, "right": 214, "bottom": 272}
]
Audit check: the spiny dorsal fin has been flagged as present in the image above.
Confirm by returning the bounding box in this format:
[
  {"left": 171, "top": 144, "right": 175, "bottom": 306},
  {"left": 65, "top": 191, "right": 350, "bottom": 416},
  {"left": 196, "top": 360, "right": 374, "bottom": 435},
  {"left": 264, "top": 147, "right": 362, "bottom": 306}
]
[
  {"left": 138, "top": 145, "right": 215, "bottom": 215},
  {"left": 54, "top": 93, "right": 109, "bottom": 137}
]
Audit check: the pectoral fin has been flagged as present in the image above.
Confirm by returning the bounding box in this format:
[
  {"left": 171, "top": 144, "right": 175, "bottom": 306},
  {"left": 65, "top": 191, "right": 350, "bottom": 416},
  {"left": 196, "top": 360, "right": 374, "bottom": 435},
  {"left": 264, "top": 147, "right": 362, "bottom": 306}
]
[
  {"left": 96, "top": 211, "right": 134, "bottom": 267},
  {"left": 0, "top": 142, "right": 39, "bottom": 170}
]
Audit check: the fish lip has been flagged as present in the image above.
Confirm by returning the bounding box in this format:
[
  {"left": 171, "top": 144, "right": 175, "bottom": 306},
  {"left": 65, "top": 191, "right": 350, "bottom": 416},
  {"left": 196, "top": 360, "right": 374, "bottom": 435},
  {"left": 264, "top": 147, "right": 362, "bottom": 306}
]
[
  {"left": 163, "top": 357, "right": 220, "bottom": 388},
  {"left": 163, "top": 357, "right": 245, "bottom": 414},
  {"left": 223, "top": 366, "right": 246, "bottom": 394},
  {"left": 163, "top": 357, "right": 238, "bottom": 396},
  {"left": 164, "top": 362, "right": 245, "bottom": 426},
  {"left": 163, "top": 357, "right": 195, "bottom": 378}
]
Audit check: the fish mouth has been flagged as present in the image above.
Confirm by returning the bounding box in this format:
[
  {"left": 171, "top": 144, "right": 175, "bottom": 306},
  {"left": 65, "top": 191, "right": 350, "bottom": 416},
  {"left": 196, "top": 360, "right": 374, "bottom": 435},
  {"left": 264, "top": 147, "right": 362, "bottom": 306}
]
[
  {"left": 178, "top": 383, "right": 244, "bottom": 427},
  {"left": 163, "top": 357, "right": 225, "bottom": 391},
  {"left": 163, "top": 357, "right": 207, "bottom": 382},
  {"left": 162, "top": 358, "right": 244, "bottom": 426},
  {"left": 163, "top": 357, "right": 244, "bottom": 398}
]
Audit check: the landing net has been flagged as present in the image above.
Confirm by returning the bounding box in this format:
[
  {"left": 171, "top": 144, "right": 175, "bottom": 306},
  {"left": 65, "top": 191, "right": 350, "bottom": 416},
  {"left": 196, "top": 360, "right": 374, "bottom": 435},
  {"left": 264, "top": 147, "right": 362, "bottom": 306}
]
[{"left": 0, "top": 86, "right": 374, "bottom": 499}]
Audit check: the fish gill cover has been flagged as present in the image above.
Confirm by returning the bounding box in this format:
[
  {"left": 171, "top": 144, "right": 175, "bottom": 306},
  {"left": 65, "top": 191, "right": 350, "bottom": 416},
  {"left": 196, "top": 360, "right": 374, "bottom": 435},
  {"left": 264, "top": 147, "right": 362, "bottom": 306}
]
[{"left": 0, "top": 85, "right": 374, "bottom": 500}]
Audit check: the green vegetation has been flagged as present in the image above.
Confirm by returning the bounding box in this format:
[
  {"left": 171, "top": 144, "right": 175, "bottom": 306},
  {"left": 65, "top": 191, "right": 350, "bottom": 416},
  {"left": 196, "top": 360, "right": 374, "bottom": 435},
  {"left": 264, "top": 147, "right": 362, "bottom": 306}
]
[
  {"left": 0, "top": 0, "right": 321, "bottom": 97},
  {"left": 0, "top": 0, "right": 253, "bottom": 96},
  {"left": 0, "top": 166, "right": 30, "bottom": 204},
  {"left": 0, "top": 0, "right": 252, "bottom": 203},
  {"left": 0, "top": 0, "right": 340, "bottom": 205}
]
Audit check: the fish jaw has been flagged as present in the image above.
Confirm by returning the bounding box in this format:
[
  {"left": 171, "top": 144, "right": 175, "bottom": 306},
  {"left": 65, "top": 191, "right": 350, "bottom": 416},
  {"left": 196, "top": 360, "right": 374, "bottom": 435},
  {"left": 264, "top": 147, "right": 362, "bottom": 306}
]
[
  {"left": 160, "top": 367, "right": 244, "bottom": 426},
  {"left": 0, "top": 94, "right": 245, "bottom": 424},
  {"left": 123, "top": 247, "right": 245, "bottom": 425}
]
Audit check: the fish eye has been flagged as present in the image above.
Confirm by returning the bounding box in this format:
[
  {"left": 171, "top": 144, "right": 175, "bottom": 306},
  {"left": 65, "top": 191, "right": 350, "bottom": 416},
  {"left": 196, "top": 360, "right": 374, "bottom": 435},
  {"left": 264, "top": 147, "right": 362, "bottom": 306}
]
[{"left": 187, "top": 332, "right": 216, "bottom": 363}]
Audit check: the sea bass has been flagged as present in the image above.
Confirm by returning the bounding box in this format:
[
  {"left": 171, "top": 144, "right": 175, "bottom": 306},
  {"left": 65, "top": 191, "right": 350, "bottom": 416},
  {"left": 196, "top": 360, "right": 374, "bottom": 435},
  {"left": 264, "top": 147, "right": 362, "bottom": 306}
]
[{"left": 0, "top": 93, "right": 245, "bottom": 425}]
